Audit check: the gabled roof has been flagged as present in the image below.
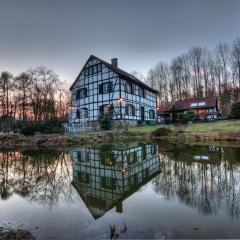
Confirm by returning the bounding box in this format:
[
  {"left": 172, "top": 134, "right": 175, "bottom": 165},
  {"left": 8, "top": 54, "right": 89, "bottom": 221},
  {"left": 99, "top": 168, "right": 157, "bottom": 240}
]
[
  {"left": 70, "top": 55, "right": 158, "bottom": 93},
  {"left": 157, "top": 97, "right": 218, "bottom": 114}
]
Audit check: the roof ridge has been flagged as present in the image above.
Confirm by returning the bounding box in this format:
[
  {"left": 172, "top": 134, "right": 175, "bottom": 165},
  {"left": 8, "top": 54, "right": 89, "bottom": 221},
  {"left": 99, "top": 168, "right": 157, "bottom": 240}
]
[{"left": 70, "top": 55, "right": 158, "bottom": 93}]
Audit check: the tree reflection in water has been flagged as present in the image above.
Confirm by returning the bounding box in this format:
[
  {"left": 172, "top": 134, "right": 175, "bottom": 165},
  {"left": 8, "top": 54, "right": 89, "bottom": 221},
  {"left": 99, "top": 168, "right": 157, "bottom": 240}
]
[
  {"left": 1, "top": 142, "right": 240, "bottom": 222},
  {"left": 153, "top": 143, "right": 240, "bottom": 219},
  {"left": 0, "top": 150, "right": 73, "bottom": 206}
]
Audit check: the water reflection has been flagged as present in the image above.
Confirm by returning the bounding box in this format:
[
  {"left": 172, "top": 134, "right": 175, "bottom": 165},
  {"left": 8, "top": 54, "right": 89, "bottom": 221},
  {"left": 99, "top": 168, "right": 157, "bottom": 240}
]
[
  {"left": 0, "top": 150, "right": 73, "bottom": 205},
  {"left": 71, "top": 142, "right": 161, "bottom": 219},
  {"left": 0, "top": 142, "right": 240, "bottom": 228},
  {"left": 154, "top": 143, "right": 240, "bottom": 219}
]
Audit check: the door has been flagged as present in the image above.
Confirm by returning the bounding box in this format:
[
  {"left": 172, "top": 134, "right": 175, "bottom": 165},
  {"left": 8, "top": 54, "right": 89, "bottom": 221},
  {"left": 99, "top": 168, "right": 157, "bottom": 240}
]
[{"left": 141, "top": 106, "right": 145, "bottom": 121}]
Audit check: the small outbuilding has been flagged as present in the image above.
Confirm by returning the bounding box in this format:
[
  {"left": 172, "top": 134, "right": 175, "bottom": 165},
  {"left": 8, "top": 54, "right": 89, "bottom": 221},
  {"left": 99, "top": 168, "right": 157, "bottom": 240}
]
[{"left": 157, "top": 97, "right": 219, "bottom": 123}]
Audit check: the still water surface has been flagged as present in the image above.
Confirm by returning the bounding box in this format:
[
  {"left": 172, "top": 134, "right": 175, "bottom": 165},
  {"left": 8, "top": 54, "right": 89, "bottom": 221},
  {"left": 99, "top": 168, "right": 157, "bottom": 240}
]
[{"left": 1, "top": 141, "right": 240, "bottom": 239}]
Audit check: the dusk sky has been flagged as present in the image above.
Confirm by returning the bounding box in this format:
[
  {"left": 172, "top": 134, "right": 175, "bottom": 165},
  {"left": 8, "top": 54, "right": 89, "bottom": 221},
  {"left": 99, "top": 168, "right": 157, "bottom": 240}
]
[{"left": 1, "top": 0, "right": 240, "bottom": 86}]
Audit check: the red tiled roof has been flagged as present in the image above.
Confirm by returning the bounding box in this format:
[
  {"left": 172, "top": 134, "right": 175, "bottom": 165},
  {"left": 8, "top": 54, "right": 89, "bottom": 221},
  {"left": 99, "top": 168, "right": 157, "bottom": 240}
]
[{"left": 157, "top": 97, "right": 218, "bottom": 114}]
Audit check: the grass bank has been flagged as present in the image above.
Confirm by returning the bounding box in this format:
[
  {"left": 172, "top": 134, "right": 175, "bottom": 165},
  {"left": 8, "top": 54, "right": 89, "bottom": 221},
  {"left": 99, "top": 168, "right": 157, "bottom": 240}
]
[
  {"left": 129, "top": 120, "right": 240, "bottom": 142},
  {"left": 0, "top": 120, "right": 240, "bottom": 150}
]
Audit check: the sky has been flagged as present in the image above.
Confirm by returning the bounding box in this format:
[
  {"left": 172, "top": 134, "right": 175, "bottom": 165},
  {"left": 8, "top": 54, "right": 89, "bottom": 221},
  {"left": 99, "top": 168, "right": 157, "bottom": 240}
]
[{"left": 0, "top": 0, "right": 240, "bottom": 87}]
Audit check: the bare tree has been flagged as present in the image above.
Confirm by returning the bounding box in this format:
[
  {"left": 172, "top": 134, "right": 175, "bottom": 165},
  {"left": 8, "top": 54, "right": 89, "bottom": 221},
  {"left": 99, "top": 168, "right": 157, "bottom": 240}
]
[
  {"left": 231, "top": 37, "right": 240, "bottom": 99},
  {"left": 147, "top": 62, "right": 170, "bottom": 103},
  {"left": 28, "top": 66, "right": 59, "bottom": 121},
  {"left": 215, "top": 42, "right": 231, "bottom": 115},
  {"left": 0, "top": 72, "right": 14, "bottom": 132},
  {"left": 188, "top": 47, "right": 204, "bottom": 98},
  {"left": 15, "top": 72, "right": 32, "bottom": 122}
]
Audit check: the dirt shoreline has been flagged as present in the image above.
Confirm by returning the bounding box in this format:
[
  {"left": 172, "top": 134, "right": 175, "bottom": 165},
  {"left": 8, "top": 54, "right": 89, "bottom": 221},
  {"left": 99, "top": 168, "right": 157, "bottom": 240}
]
[
  {"left": 1, "top": 129, "right": 240, "bottom": 150},
  {"left": 0, "top": 131, "right": 148, "bottom": 150}
]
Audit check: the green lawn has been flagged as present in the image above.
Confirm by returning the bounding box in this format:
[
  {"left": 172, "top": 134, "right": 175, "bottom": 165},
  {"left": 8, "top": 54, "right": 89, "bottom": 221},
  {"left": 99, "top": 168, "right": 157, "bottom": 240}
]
[{"left": 129, "top": 120, "right": 240, "bottom": 134}]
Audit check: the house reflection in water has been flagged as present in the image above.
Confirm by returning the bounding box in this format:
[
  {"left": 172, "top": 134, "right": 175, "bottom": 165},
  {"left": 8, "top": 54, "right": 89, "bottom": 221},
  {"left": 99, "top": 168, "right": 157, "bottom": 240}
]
[{"left": 71, "top": 143, "right": 160, "bottom": 219}]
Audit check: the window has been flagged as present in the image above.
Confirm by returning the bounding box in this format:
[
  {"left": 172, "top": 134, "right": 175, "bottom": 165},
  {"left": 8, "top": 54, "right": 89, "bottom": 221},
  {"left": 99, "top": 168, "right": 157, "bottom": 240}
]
[
  {"left": 103, "top": 83, "right": 110, "bottom": 93},
  {"left": 76, "top": 88, "right": 87, "bottom": 99},
  {"left": 149, "top": 109, "right": 155, "bottom": 119},
  {"left": 78, "top": 172, "right": 89, "bottom": 184},
  {"left": 142, "top": 145, "right": 146, "bottom": 160},
  {"left": 99, "top": 104, "right": 113, "bottom": 116},
  {"left": 128, "top": 174, "right": 138, "bottom": 187},
  {"left": 125, "top": 82, "right": 132, "bottom": 93},
  {"left": 190, "top": 102, "right": 206, "bottom": 107},
  {"left": 142, "top": 168, "right": 149, "bottom": 179},
  {"left": 125, "top": 82, "right": 136, "bottom": 94},
  {"left": 139, "top": 88, "right": 145, "bottom": 98},
  {"left": 100, "top": 151, "right": 115, "bottom": 166},
  {"left": 93, "top": 65, "right": 97, "bottom": 74},
  {"left": 89, "top": 66, "right": 93, "bottom": 75},
  {"left": 125, "top": 104, "right": 135, "bottom": 116},
  {"left": 80, "top": 108, "right": 88, "bottom": 118},
  {"left": 97, "top": 64, "right": 102, "bottom": 72},
  {"left": 84, "top": 63, "right": 102, "bottom": 76},
  {"left": 127, "top": 151, "right": 137, "bottom": 164},
  {"left": 84, "top": 68, "right": 89, "bottom": 76},
  {"left": 101, "top": 177, "right": 116, "bottom": 190},
  {"left": 77, "top": 151, "right": 89, "bottom": 162},
  {"left": 76, "top": 108, "right": 88, "bottom": 119},
  {"left": 99, "top": 82, "right": 113, "bottom": 94},
  {"left": 76, "top": 109, "right": 80, "bottom": 119},
  {"left": 198, "top": 102, "right": 206, "bottom": 106},
  {"left": 151, "top": 145, "right": 157, "bottom": 155},
  {"left": 207, "top": 108, "right": 216, "bottom": 113}
]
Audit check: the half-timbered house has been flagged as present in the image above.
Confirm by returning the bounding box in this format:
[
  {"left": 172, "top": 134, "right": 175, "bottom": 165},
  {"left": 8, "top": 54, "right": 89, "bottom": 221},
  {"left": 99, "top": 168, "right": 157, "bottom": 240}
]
[{"left": 68, "top": 55, "right": 158, "bottom": 132}]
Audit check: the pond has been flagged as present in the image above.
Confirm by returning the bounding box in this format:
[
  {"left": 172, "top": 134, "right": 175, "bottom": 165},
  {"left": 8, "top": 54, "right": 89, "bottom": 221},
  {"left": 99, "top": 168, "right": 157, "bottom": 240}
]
[{"left": 1, "top": 141, "right": 240, "bottom": 239}]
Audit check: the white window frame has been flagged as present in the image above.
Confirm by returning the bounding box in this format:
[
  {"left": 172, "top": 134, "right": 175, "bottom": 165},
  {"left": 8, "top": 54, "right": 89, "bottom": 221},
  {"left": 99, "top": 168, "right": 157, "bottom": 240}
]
[
  {"left": 102, "top": 82, "right": 110, "bottom": 93},
  {"left": 80, "top": 108, "right": 88, "bottom": 118}
]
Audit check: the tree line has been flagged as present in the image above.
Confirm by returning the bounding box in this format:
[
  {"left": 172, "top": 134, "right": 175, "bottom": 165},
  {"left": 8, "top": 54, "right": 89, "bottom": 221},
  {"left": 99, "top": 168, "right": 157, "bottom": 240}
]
[
  {"left": 0, "top": 66, "right": 70, "bottom": 132},
  {"left": 141, "top": 37, "right": 240, "bottom": 116}
]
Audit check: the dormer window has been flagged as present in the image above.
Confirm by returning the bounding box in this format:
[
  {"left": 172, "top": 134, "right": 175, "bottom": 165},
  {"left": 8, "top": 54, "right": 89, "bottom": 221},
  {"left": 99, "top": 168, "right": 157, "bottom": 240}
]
[{"left": 190, "top": 102, "right": 206, "bottom": 107}]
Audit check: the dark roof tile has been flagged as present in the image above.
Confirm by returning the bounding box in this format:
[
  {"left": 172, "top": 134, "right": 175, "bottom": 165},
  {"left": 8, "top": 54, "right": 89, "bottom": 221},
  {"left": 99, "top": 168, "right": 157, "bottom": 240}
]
[
  {"left": 157, "top": 97, "right": 218, "bottom": 114},
  {"left": 70, "top": 55, "right": 158, "bottom": 93}
]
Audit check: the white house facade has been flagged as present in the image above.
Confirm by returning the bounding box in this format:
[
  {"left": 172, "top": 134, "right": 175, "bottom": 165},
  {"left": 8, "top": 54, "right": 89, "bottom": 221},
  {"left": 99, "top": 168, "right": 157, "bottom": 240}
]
[{"left": 68, "top": 55, "right": 158, "bottom": 132}]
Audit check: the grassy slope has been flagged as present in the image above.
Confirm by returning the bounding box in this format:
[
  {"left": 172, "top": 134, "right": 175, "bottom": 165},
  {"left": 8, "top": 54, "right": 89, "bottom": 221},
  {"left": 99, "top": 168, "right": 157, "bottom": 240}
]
[{"left": 128, "top": 120, "right": 240, "bottom": 134}]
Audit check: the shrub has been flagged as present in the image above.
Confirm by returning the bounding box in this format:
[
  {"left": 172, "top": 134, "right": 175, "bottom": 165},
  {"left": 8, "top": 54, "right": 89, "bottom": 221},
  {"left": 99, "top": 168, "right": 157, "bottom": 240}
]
[
  {"left": 150, "top": 127, "right": 172, "bottom": 137},
  {"left": 99, "top": 113, "right": 112, "bottom": 130},
  {"left": 21, "top": 125, "right": 37, "bottom": 135},
  {"left": 41, "top": 117, "right": 64, "bottom": 134},
  {"left": 20, "top": 117, "right": 64, "bottom": 135},
  {"left": 179, "top": 110, "right": 197, "bottom": 124},
  {"left": 231, "top": 101, "right": 240, "bottom": 119}
]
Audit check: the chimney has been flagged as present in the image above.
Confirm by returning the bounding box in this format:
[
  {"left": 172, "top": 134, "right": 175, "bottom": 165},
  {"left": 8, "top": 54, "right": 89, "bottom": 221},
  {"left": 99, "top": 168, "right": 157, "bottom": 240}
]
[{"left": 111, "top": 58, "right": 118, "bottom": 68}]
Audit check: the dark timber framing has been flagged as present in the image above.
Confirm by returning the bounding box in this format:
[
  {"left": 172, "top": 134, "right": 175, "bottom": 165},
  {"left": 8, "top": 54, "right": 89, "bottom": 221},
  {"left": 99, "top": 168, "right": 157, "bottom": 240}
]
[
  {"left": 69, "top": 55, "right": 158, "bottom": 131},
  {"left": 71, "top": 143, "right": 160, "bottom": 219}
]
